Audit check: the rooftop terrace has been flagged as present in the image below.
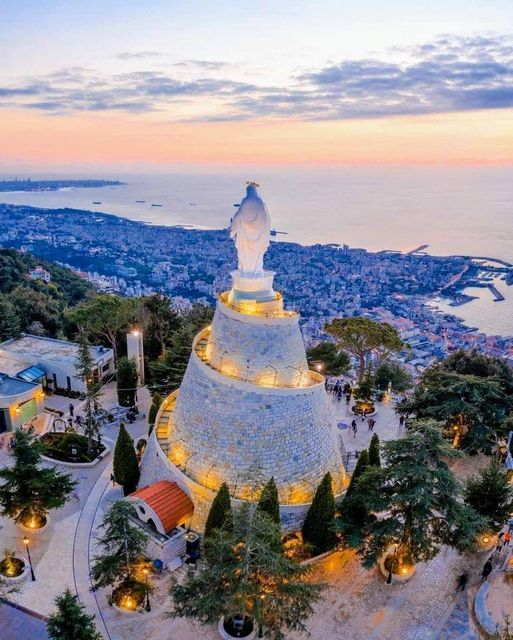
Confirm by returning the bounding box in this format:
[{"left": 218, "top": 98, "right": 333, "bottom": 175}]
[{"left": 0, "top": 334, "right": 112, "bottom": 366}]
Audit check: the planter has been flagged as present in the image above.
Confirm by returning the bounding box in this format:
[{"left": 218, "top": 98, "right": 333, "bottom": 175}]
[
  {"left": 378, "top": 546, "right": 416, "bottom": 584},
  {"left": 351, "top": 402, "right": 377, "bottom": 417},
  {"left": 111, "top": 580, "right": 146, "bottom": 613},
  {"left": 0, "top": 555, "right": 30, "bottom": 584},
  {"left": 17, "top": 511, "right": 51, "bottom": 534},
  {"left": 218, "top": 616, "right": 257, "bottom": 640},
  {"left": 40, "top": 432, "right": 107, "bottom": 466}
]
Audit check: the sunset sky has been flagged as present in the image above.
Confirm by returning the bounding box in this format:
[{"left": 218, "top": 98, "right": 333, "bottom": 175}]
[{"left": 2, "top": 0, "right": 513, "bottom": 169}]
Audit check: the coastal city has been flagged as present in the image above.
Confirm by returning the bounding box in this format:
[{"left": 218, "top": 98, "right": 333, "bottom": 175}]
[
  {"left": 1, "top": 200, "right": 512, "bottom": 377},
  {"left": 3, "top": 2, "right": 513, "bottom": 640}
]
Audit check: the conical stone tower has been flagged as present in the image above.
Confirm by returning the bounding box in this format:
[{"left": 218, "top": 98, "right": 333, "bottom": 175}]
[{"left": 140, "top": 184, "right": 346, "bottom": 531}]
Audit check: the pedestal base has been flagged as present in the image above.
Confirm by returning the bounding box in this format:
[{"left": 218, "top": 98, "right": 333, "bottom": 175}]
[{"left": 227, "top": 270, "right": 283, "bottom": 314}]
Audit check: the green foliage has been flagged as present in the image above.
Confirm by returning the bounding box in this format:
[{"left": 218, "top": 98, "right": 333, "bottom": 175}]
[
  {"left": 302, "top": 473, "right": 337, "bottom": 554},
  {"left": 0, "top": 248, "right": 91, "bottom": 337},
  {"left": 368, "top": 434, "right": 381, "bottom": 467},
  {"left": 441, "top": 348, "right": 513, "bottom": 395},
  {"left": 354, "top": 376, "right": 374, "bottom": 402},
  {"left": 67, "top": 294, "right": 136, "bottom": 361},
  {"left": 91, "top": 501, "right": 148, "bottom": 591},
  {"left": 0, "top": 429, "right": 75, "bottom": 522},
  {"left": 47, "top": 588, "right": 103, "bottom": 640},
  {"left": 257, "top": 477, "right": 281, "bottom": 526},
  {"left": 116, "top": 357, "right": 138, "bottom": 407},
  {"left": 338, "top": 450, "right": 372, "bottom": 546},
  {"left": 141, "top": 293, "right": 179, "bottom": 360},
  {"left": 306, "top": 341, "right": 350, "bottom": 376},
  {"left": 374, "top": 361, "right": 413, "bottom": 392},
  {"left": 400, "top": 367, "right": 512, "bottom": 453},
  {"left": 75, "top": 331, "right": 103, "bottom": 455},
  {"left": 170, "top": 503, "right": 322, "bottom": 640},
  {"left": 113, "top": 424, "right": 140, "bottom": 496},
  {"left": 325, "top": 316, "right": 404, "bottom": 383},
  {"left": 149, "top": 303, "right": 213, "bottom": 393},
  {"left": 464, "top": 462, "right": 513, "bottom": 531},
  {"left": 0, "top": 295, "right": 21, "bottom": 340},
  {"left": 204, "top": 482, "right": 233, "bottom": 538},
  {"left": 148, "top": 392, "right": 163, "bottom": 434},
  {"left": 353, "top": 420, "right": 486, "bottom": 569}
]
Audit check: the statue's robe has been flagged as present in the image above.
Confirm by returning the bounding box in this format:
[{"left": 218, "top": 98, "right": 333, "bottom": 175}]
[{"left": 230, "top": 185, "right": 271, "bottom": 276}]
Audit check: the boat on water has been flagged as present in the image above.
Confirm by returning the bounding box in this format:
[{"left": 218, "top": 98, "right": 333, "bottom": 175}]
[
  {"left": 271, "top": 229, "right": 288, "bottom": 236},
  {"left": 151, "top": 203, "right": 163, "bottom": 207},
  {"left": 135, "top": 200, "right": 146, "bottom": 203},
  {"left": 92, "top": 201, "right": 102, "bottom": 204}
]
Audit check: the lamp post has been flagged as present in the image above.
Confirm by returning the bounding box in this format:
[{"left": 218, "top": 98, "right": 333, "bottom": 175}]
[
  {"left": 143, "top": 567, "right": 151, "bottom": 612},
  {"left": 23, "top": 536, "right": 36, "bottom": 581},
  {"left": 258, "top": 594, "right": 265, "bottom": 638}
]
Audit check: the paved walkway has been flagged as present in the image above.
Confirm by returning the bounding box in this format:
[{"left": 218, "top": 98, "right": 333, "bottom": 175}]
[{"left": 0, "top": 602, "right": 48, "bottom": 640}]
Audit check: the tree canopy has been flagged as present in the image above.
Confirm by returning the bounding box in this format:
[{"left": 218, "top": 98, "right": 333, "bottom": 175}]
[
  {"left": 325, "top": 317, "right": 404, "bottom": 383},
  {"left": 170, "top": 503, "right": 321, "bottom": 640},
  {"left": 374, "top": 361, "right": 413, "bottom": 392},
  {"left": 306, "top": 341, "right": 350, "bottom": 376},
  {"left": 47, "top": 589, "right": 103, "bottom": 640},
  {"left": 352, "top": 420, "right": 485, "bottom": 568},
  {"left": 464, "top": 462, "right": 513, "bottom": 532},
  {"left": 302, "top": 473, "right": 337, "bottom": 554}
]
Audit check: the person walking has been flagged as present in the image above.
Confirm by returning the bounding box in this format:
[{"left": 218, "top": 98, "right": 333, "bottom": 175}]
[
  {"left": 351, "top": 419, "right": 358, "bottom": 437},
  {"left": 69, "top": 403, "right": 74, "bottom": 417},
  {"left": 495, "top": 531, "right": 505, "bottom": 556},
  {"left": 399, "top": 415, "right": 405, "bottom": 428},
  {"left": 456, "top": 572, "right": 468, "bottom": 592},
  {"left": 345, "top": 392, "right": 351, "bottom": 405},
  {"left": 504, "top": 529, "right": 512, "bottom": 547},
  {"left": 368, "top": 417, "right": 376, "bottom": 431},
  {"left": 481, "top": 559, "right": 493, "bottom": 582}
]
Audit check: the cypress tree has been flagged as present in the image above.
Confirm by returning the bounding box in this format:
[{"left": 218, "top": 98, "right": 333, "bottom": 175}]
[
  {"left": 257, "top": 477, "right": 281, "bottom": 525},
  {"left": 113, "top": 424, "right": 140, "bottom": 496},
  {"left": 368, "top": 434, "right": 381, "bottom": 467},
  {"left": 338, "top": 450, "right": 371, "bottom": 546},
  {"left": 116, "top": 357, "right": 138, "bottom": 407},
  {"left": 47, "top": 589, "right": 103, "bottom": 640},
  {"left": 302, "top": 472, "right": 337, "bottom": 554},
  {"left": 204, "top": 482, "right": 233, "bottom": 538},
  {"left": 147, "top": 392, "right": 163, "bottom": 435},
  {"left": 346, "top": 450, "right": 370, "bottom": 496}
]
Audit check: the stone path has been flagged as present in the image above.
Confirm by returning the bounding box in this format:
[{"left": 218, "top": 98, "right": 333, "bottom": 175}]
[
  {"left": 0, "top": 602, "right": 48, "bottom": 640},
  {"left": 437, "top": 593, "right": 479, "bottom": 640}
]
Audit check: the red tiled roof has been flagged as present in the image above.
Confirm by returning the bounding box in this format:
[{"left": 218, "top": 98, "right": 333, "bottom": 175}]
[{"left": 130, "top": 480, "right": 194, "bottom": 533}]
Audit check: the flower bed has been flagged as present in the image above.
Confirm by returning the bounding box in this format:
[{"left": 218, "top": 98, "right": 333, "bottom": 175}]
[
  {"left": 351, "top": 401, "right": 377, "bottom": 416},
  {"left": 40, "top": 432, "right": 105, "bottom": 464}
]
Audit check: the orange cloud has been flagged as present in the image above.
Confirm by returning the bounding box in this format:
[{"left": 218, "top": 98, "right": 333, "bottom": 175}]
[{"left": 1, "top": 108, "right": 512, "bottom": 166}]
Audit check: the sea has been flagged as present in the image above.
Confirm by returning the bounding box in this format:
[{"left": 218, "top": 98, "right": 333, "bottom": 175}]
[{"left": 1, "top": 166, "right": 513, "bottom": 335}]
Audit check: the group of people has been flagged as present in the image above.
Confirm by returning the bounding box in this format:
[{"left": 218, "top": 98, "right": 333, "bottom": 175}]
[
  {"left": 350, "top": 416, "right": 376, "bottom": 436},
  {"left": 456, "top": 523, "right": 513, "bottom": 592},
  {"left": 327, "top": 380, "right": 353, "bottom": 405}
]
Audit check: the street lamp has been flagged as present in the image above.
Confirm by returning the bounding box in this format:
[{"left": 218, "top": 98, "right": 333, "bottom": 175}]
[
  {"left": 143, "top": 567, "right": 151, "bottom": 612},
  {"left": 258, "top": 594, "right": 265, "bottom": 638},
  {"left": 23, "top": 536, "right": 36, "bottom": 581}
]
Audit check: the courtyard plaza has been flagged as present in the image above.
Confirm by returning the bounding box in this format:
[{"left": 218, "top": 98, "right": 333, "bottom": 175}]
[{"left": 0, "top": 384, "right": 499, "bottom": 640}]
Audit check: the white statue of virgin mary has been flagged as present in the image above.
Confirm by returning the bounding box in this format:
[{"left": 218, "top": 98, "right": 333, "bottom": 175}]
[{"left": 230, "top": 183, "right": 271, "bottom": 277}]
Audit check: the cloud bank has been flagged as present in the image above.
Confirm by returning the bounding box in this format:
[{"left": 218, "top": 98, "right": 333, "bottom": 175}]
[{"left": 2, "top": 35, "right": 513, "bottom": 121}]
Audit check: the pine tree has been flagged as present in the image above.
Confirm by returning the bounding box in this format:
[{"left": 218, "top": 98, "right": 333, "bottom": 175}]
[
  {"left": 75, "top": 331, "right": 103, "bottom": 455},
  {"left": 147, "top": 392, "right": 163, "bottom": 435},
  {"left": 204, "top": 482, "right": 233, "bottom": 538},
  {"left": 171, "top": 504, "right": 321, "bottom": 639},
  {"left": 0, "top": 429, "right": 75, "bottom": 524},
  {"left": 113, "top": 424, "right": 140, "bottom": 496},
  {"left": 355, "top": 420, "right": 486, "bottom": 569},
  {"left": 257, "top": 477, "right": 281, "bottom": 525},
  {"left": 346, "top": 450, "right": 370, "bottom": 496},
  {"left": 116, "top": 357, "right": 138, "bottom": 407},
  {"left": 464, "top": 461, "right": 513, "bottom": 531},
  {"left": 47, "top": 589, "right": 103, "bottom": 640},
  {"left": 91, "top": 501, "right": 148, "bottom": 593},
  {"left": 368, "top": 434, "right": 381, "bottom": 467},
  {"left": 302, "top": 472, "right": 337, "bottom": 554}
]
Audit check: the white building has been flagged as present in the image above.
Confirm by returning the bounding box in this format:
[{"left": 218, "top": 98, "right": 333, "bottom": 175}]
[
  {"left": 28, "top": 265, "right": 51, "bottom": 283},
  {"left": 0, "top": 334, "right": 115, "bottom": 393},
  {"left": 0, "top": 373, "right": 44, "bottom": 433}
]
